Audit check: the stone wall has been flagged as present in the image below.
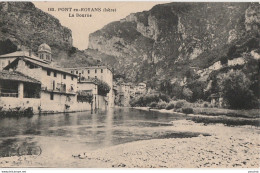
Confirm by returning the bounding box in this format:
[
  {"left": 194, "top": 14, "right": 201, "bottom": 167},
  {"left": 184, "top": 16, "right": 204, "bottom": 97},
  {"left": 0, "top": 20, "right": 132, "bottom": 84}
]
[{"left": 0, "top": 97, "right": 40, "bottom": 114}]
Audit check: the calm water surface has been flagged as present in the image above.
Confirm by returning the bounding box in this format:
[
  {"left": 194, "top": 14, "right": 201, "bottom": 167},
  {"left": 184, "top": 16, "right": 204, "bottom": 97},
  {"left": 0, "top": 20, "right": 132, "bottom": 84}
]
[{"left": 0, "top": 108, "right": 199, "bottom": 158}]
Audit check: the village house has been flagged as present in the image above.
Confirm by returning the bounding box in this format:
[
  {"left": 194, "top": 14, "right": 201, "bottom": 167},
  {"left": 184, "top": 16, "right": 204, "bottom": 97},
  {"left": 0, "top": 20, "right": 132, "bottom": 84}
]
[
  {"left": 117, "top": 83, "right": 131, "bottom": 107},
  {"left": 0, "top": 70, "right": 41, "bottom": 113},
  {"left": 0, "top": 50, "right": 40, "bottom": 71},
  {"left": 67, "top": 66, "right": 114, "bottom": 107},
  {"left": 77, "top": 79, "right": 107, "bottom": 110},
  {"left": 135, "top": 82, "right": 147, "bottom": 96},
  {"left": 113, "top": 82, "right": 148, "bottom": 107},
  {"left": 0, "top": 43, "right": 96, "bottom": 113}
]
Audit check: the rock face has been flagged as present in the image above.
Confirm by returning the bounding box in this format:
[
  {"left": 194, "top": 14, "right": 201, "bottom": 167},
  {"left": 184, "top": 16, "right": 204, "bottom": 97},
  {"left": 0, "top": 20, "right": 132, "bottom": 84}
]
[
  {"left": 88, "top": 2, "right": 260, "bottom": 84},
  {"left": 0, "top": 2, "right": 72, "bottom": 54},
  {"left": 0, "top": 2, "right": 97, "bottom": 66}
]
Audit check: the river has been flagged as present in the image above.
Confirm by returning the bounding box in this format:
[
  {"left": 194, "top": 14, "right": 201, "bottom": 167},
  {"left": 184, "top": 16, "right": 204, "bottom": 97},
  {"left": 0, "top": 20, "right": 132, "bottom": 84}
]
[{"left": 0, "top": 108, "right": 204, "bottom": 159}]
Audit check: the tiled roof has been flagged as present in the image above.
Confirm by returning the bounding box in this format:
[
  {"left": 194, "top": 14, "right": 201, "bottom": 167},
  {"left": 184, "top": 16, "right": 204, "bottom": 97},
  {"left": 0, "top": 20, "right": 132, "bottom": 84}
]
[
  {"left": 4, "top": 57, "right": 77, "bottom": 77},
  {"left": 0, "top": 51, "right": 39, "bottom": 60},
  {"left": 0, "top": 70, "right": 41, "bottom": 84},
  {"left": 22, "top": 58, "right": 78, "bottom": 77}
]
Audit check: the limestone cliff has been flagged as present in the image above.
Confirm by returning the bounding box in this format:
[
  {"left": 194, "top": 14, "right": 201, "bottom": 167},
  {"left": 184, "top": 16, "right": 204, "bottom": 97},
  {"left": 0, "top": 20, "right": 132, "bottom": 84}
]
[
  {"left": 87, "top": 2, "right": 260, "bottom": 85},
  {"left": 0, "top": 2, "right": 97, "bottom": 66}
]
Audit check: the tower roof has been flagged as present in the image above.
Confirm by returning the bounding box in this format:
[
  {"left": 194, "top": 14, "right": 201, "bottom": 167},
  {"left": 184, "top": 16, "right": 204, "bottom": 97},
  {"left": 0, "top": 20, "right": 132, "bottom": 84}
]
[{"left": 38, "top": 43, "right": 51, "bottom": 54}]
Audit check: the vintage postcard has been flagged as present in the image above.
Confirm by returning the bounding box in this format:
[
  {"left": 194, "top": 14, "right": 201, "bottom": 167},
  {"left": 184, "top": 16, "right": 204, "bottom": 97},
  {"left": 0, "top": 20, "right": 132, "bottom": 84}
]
[{"left": 0, "top": 0, "right": 259, "bottom": 170}]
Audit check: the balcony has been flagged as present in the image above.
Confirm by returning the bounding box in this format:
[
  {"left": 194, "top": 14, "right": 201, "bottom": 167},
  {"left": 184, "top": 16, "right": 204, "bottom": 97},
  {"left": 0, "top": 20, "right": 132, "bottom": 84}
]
[
  {"left": 41, "top": 83, "right": 76, "bottom": 95},
  {"left": 0, "top": 89, "right": 18, "bottom": 98},
  {"left": 56, "top": 83, "right": 66, "bottom": 93},
  {"left": 0, "top": 92, "right": 18, "bottom": 97}
]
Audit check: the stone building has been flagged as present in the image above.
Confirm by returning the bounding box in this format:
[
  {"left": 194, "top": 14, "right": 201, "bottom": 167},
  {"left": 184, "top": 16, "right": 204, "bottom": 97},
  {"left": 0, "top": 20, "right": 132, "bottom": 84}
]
[
  {"left": 0, "top": 44, "right": 96, "bottom": 113},
  {"left": 135, "top": 82, "right": 147, "bottom": 96},
  {"left": 0, "top": 71, "right": 41, "bottom": 114},
  {"left": 77, "top": 79, "right": 106, "bottom": 110},
  {"left": 67, "top": 66, "right": 114, "bottom": 107}
]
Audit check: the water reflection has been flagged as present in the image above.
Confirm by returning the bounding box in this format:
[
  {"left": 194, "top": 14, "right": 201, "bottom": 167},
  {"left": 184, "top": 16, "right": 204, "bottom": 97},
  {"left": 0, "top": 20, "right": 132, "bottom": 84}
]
[{"left": 0, "top": 108, "right": 203, "bottom": 158}]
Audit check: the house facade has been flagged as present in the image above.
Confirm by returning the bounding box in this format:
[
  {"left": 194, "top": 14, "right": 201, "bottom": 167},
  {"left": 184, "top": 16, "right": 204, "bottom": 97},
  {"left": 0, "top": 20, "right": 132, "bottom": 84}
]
[
  {"left": 0, "top": 43, "right": 96, "bottom": 114},
  {"left": 77, "top": 79, "right": 106, "bottom": 110},
  {"left": 0, "top": 70, "right": 41, "bottom": 114},
  {"left": 67, "top": 66, "right": 114, "bottom": 107},
  {"left": 0, "top": 51, "right": 40, "bottom": 70}
]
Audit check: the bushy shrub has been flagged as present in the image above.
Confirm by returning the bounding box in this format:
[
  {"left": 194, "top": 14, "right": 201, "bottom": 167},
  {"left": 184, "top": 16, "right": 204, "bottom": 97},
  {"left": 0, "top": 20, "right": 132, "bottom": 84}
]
[
  {"left": 80, "top": 77, "right": 111, "bottom": 96},
  {"left": 166, "top": 102, "right": 175, "bottom": 110},
  {"left": 149, "top": 102, "right": 157, "bottom": 108},
  {"left": 129, "top": 94, "right": 170, "bottom": 107},
  {"left": 77, "top": 91, "right": 93, "bottom": 103},
  {"left": 156, "top": 101, "right": 167, "bottom": 109},
  {"left": 175, "top": 100, "right": 188, "bottom": 109},
  {"left": 203, "top": 103, "right": 209, "bottom": 108},
  {"left": 218, "top": 70, "right": 258, "bottom": 109},
  {"left": 182, "top": 107, "right": 194, "bottom": 114}
]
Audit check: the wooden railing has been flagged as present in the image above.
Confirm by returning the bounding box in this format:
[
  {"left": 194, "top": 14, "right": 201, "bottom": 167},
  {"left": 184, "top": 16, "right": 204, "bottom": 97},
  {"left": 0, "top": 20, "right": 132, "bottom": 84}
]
[{"left": 0, "top": 93, "right": 18, "bottom": 97}]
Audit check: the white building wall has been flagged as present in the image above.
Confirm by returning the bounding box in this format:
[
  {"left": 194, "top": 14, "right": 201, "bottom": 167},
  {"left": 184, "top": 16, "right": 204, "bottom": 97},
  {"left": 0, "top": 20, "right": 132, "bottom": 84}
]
[
  {"left": 77, "top": 82, "right": 97, "bottom": 95},
  {"left": 0, "top": 97, "right": 41, "bottom": 114},
  {"left": 15, "top": 59, "right": 77, "bottom": 93},
  {"left": 0, "top": 57, "right": 16, "bottom": 70},
  {"left": 69, "top": 67, "right": 114, "bottom": 107}
]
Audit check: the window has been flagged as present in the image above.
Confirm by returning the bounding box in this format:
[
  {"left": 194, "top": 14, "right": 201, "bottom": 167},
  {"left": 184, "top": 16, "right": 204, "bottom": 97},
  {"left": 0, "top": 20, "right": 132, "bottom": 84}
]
[
  {"left": 95, "top": 76, "right": 97, "bottom": 79},
  {"left": 71, "top": 71, "right": 73, "bottom": 74},
  {"left": 88, "top": 70, "right": 90, "bottom": 74},
  {"left": 71, "top": 76, "right": 74, "bottom": 81},
  {"left": 82, "top": 70, "right": 84, "bottom": 74},
  {"left": 47, "top": 70, "right": 51, "bottom": 76},
  {"left": 101, "top": 69, "right": 103, "bottom": 73},
  {"left": 54, "top": 71, "right": 57, "bottom": 77},
  {"left": 88, "top": 76, "right": 90, "bottom": 79},
  {"left": 50, "top": 93, "right": 54, "bottom": 100},
  {"left": 76, "top": 71, "right": 78, "bottom": 74},
  {"left": 95, "top": 69, "right": 97, "bottom": 73},
  {"left": 63, "top": 74, "right": 66, "bottom": 79}
]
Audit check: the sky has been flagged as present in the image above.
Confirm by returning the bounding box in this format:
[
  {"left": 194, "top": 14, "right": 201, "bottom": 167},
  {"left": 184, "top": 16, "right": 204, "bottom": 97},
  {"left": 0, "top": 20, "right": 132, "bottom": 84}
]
[{"left": 33, "top": 2, "right": 167, "bottom": 50}]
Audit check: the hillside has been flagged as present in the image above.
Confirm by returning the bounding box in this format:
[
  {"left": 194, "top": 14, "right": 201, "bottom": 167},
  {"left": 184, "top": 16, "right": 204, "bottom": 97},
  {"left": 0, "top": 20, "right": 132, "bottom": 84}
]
[
  {"left": 0, "top": 2, "right": 97, "bottom": 66},
  {"left": 87, "top": 2, "right": 259, "bottom": 86}
]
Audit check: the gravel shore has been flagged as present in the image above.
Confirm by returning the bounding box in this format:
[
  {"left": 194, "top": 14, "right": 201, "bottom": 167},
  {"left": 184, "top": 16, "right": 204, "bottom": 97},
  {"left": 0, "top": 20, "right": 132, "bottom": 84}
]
[{"left": 0, "top": 119, "right": 259, "bottom": 168}]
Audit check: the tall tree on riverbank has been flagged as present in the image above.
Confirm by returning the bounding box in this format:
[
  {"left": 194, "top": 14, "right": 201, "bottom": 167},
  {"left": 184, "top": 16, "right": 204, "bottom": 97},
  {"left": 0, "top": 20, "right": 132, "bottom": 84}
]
[{"left": 218, "top": 70, "right": 258, "bottom": 109}]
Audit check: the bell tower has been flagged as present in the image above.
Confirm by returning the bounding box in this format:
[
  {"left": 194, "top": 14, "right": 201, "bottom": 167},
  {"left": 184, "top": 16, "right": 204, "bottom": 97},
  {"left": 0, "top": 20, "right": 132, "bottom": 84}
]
[{"left": 38, "top": 43, "right": 52, "bottom": 63}]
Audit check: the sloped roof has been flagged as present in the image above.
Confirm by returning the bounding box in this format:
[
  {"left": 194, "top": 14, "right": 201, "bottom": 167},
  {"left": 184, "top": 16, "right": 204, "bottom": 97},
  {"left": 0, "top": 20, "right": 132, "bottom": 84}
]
[
  {"left": 0, "top": 51, "right": 39, "bottom": 60},
  {"left": 0, "top": 70, "right": 41, "bottom": 84},
  {"left": 4, "top": 57, "right": 77, "bottom": 77}
]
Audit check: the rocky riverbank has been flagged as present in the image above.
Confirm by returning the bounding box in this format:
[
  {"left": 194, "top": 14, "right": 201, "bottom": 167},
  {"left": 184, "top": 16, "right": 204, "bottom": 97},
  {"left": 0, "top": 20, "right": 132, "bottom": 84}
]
[
  {"left": 0, "top": 119, "right": 259, "bottom": 168},
  {"left": 133, "top": 107, "right": 260, "bottom": 126}
]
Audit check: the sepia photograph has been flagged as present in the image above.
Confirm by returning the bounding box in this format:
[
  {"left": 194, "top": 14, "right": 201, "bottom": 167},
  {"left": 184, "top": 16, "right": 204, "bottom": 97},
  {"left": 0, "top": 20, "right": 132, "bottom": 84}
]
[{"left": 0, "top": 0, "right": 259, "bottom": 171}]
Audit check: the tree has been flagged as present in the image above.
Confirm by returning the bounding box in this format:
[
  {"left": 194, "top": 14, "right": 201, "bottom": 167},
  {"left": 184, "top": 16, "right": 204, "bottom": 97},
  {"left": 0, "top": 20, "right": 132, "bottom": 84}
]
[
  {"left": 218, "top": 70, "right": 258, "bottom": 109},
  {"left": 182, "top": 87, "right": 193, "bottom": 101},
  {"left": 91, "top": 78, "right": 111, "bottom": 96},
  {"left": 68, "top": 47, "right": 77, "bottom": 56},
  {"left": 159, "top": 79, "right": 172, "bottom": 96},
  {"left": 188, "top": 81, "right": 206, "bottom": 102},
  {"left": 220, "top": 56, "right": 228, "bottom": 65}
]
